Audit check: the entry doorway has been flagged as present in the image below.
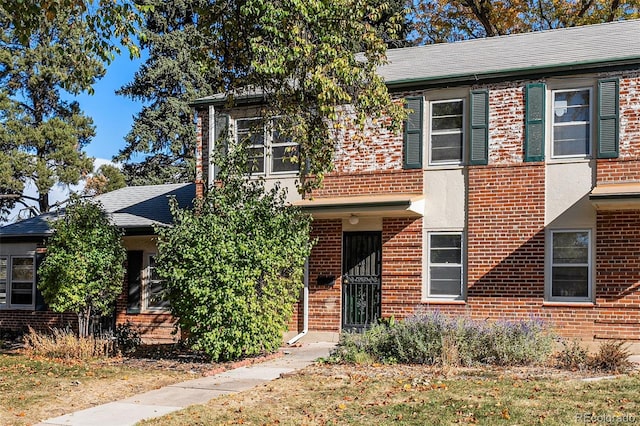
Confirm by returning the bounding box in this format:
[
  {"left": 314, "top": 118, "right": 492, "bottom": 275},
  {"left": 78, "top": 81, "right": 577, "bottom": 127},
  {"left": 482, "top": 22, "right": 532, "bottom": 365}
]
[{"left": 342, "top": 232, "right": 382, "bottom": 331}]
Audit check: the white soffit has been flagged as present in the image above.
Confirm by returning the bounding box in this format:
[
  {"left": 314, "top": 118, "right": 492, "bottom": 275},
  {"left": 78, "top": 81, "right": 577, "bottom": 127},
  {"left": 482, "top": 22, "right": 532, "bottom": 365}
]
[
  {"left": 589, "top": 183, "right": 640, "bottom": 210},
  {"left": 293, "top": 194, "right": 424, "bottom": 218}
]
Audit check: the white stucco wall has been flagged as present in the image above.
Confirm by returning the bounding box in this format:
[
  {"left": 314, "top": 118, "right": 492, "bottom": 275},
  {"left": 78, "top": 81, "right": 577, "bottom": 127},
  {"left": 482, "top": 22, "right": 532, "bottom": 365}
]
[
  {"left": 545, "top": 160, "right": 596, "bottom": 228},
  {"left": 423, "top": 168, "right": 466, "bottom": 230}
]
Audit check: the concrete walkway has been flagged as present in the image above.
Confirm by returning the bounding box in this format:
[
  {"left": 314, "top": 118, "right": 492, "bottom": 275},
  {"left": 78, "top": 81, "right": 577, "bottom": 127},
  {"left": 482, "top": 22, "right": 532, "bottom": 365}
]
[{"left": 37, "top": 341, "right": 336, "bottom": 426}]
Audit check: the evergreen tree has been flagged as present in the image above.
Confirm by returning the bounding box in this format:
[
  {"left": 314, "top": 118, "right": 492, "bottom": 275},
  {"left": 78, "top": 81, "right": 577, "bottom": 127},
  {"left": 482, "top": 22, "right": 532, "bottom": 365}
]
[
  {"left": 84, "top": 164, "right": 127, "bottom": 196},
  {"left": 0, "top": 7, "right": 100, "bottom": 220},
  {"left": 116, "top": 0, "right": 214, "bottom": 185}
]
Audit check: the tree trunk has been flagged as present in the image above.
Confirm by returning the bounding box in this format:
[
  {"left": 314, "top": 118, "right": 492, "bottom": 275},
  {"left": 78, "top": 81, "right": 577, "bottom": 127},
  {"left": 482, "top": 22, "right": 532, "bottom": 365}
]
[{"left": 78, "top": 306, "right": 91, "bottom": 338}]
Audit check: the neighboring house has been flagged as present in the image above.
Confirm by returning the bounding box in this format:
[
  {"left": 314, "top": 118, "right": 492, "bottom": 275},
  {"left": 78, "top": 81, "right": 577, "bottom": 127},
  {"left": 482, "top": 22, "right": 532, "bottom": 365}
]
[
  {"left": 0, "top": 183, "right": 194, "bottom": 342},
  {"left": 192, "top": 19, "right": 640, "bottom": 347}
]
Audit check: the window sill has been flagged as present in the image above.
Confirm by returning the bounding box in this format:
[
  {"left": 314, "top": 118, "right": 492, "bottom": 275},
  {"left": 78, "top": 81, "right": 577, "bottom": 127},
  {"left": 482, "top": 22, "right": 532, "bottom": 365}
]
[
  {"left": 266, "top": 171, "right": 299, "bottom": 178},
  {"left": 542, "top": 301, "right": 595, "bottom": 308},
  {"left": 426, "top": 164, "right": 465, "bottom": 171},
  {"left": 547, "top": 157, "right": 593, "bottom": 165},
  {"left": 0, "top": 305, "right": 36, "bottom": 311},
  {"left": 422, "top": 299, "right": 466, "bottom": 305}
]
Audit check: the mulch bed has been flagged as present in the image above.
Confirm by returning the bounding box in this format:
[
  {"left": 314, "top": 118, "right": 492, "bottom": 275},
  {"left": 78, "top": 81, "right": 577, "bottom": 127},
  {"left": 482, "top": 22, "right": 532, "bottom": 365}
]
[{"left": 115, "top": 343, "right": 285, "bottom": 376}]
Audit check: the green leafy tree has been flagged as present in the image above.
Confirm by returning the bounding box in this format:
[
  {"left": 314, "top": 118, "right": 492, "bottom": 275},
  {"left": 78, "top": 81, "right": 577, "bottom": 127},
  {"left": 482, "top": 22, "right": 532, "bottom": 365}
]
[
  {"left": 0, "top": 6, "right": 100, "bottom": 221},
  {"left": 411, "top": 0, "right": 640, "bottom": 44},
  {"left": 190, "top": 0, "right": 406, "bottom": 194},
  {"left": 0, "top": 0, "right": 142, "bottom": 60},
  {"left": 155, "top": 152, "right": 313, "bottom": 361},
  {"left": 38, "top": 198, "right": 126, "bottom": 337},
  {"left": 84, "top": 164, "right": 127, "bottom": 196},
  {"left": 116, "top": 0, "right": 214, "bottom": 185}
]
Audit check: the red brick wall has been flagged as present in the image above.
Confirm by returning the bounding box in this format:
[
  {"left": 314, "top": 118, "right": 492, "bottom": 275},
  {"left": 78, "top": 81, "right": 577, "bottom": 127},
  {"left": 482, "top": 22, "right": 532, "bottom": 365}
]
[
  {"left": 596, "top": 159, "right": 640, "bottom": 184},
  {"left": 593, "top": 210, "right": 640, "bottom": 340},
  {"left": 466, "top": 164, "right": 546, "bottom": 296},
  {"left": 618, "top": 72, "right": 640, "bottom": 159},
  {"left": 332, "top": 113, "right": 404, "bottom": 173},
  {"left": 488, "top": 83, "right": 525, "bottom": 165},
  {"left": 310, "top": 169, "right": 423, "bottom": 198},
  {"left": 307, "top": 219, "right": 343, "bottom": 331},
  {"left": 0, "top": 311, "right": 76, "bottom": 332},
  {"left": 195, "top": 106, "right": 209, "bottom": 198},
  {"left": 381, "top": 217, "right": 423, "bottom": 318}
]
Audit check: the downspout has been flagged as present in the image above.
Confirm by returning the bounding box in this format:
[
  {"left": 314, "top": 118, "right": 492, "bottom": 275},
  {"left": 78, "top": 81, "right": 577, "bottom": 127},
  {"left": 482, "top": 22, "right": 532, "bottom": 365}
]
[
  {"left": 208, "top": 104, "right": 215, "bottom": 186},
  {"left": 287, "top": 259, "right": 309, "bottom": 345}
]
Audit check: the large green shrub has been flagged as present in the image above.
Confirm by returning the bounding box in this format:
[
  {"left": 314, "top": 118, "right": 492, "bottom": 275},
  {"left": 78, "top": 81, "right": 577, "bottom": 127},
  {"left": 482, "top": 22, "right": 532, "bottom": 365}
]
[
  {"left": 155, "top": 156, "right": 312, "bottom": 361},
  {"left": 38, "top": 198, "right": 126, "bottom": 337}
]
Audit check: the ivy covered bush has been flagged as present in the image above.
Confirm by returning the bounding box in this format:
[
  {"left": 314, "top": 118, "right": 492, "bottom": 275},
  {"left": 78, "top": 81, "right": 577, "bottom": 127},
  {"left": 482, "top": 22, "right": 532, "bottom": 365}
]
[
  {"left": 155, "top": 155, "right": 312, "bottom": 361},
  {"left": 330, "top": 312, "right": 555, "bottom": 367}
]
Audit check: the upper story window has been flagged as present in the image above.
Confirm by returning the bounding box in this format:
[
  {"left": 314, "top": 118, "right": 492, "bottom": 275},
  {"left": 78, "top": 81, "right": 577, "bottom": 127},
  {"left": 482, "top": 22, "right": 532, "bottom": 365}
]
[
  {"left": 429, "top": 99, "right": 464, "bottom": 165},
  {"left": 551, "top": 88, "right": 591, "bottom": 158},
  {"left": 0, "top": 256, "right": 35, "bottom": 309},
  {"left": 427, "top": 232, "right": 464, "bottom": 299},
  {"left": 236, "top": 118, "right": 299, "bottom": 176},
  {"left": 548, "top": 230, "right": 592, "bottom": 302}
]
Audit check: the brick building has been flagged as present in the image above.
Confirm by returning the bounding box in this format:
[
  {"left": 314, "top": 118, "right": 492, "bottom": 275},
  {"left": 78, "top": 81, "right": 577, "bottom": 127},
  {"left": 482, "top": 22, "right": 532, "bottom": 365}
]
[{"left": 192, "top": 20, "right": 640, "bottom": 347}]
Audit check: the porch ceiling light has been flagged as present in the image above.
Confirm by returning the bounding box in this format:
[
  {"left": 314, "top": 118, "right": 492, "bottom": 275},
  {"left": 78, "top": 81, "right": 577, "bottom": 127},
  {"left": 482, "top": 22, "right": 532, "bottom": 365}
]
[{"left": 348, "top": 214, "right": 359, "bottom": 225}]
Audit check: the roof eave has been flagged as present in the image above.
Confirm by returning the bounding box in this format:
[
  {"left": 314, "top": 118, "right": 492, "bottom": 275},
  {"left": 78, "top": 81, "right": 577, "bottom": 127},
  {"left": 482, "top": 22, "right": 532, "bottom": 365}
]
[
  {"left": 189, "top": 93, "right": 266, "bottom": 108},
  {"left": 385, "top": 57, "right": 640, "bottom": 91}
]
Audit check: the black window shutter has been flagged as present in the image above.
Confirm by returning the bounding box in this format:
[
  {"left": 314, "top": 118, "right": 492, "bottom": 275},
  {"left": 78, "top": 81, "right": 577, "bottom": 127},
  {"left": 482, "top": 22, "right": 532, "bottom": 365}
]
[
  {"left": 126, "top": 251, "right": 143, "bottom": 314},
  {"left": 597, "top": 78, "right": 619, "bottom": 159},
  {"left": 213, "top": 113, "right": 230, "bottom": 180},
  {"left": 469, "top": 90, "right": 489, "bottom": 165},
  {"left": 403, "top": 97, "right": 423, "bottom": 169},
  {"left": 34, "top": 251, "right": 47, "bottom": 311},
  {"left": 524, "top": 83, "right": 546, "bottom": 162}
]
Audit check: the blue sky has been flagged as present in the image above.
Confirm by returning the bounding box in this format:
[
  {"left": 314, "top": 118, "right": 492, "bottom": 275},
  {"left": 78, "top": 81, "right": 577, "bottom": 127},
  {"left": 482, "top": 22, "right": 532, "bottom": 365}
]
[
  {"left": 3, "top": 53, "right": 146, "bottom": 223},
  {"left": 73, "top": 51, "right": 146, "bottom": 161}
]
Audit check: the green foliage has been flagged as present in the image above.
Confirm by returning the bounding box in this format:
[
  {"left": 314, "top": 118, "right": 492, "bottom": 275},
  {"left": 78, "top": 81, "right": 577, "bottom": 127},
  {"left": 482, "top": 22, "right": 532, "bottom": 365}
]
[
  {"left": 116, "top": 0, "right": 214, "bottom": 185},
  {"left": 329, "top": 312, "right": 555, "bottom": 367},
  {"left": 155, "top": 152, "right": 313, "bottom": 361},
  {"left": 0, "top": 0, "right": 142, "bottom": 61},
  {"left": 38, "top": 199, "right": 126, "bottom": 337},
  {"left": 191, "top": 0, "right": 406, "bottom": 194},
  {"left": 0, "top": 6, "right": 99, "bottom": 219}
]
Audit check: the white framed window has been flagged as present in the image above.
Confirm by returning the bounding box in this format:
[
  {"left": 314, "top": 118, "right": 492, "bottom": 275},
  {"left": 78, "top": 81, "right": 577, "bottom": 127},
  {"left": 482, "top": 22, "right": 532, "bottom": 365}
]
[
  {"left": 429, "top": 99, "right": 464, "bottom": 165},
  {"left": 237, "top": 118, "right": 266, "bottom": 174},
  {"left": 548, "top": 230, "right": 592, "bottom": 301},
  {"left": 551, "top": 88, "right": 592, "bottom": 158},
  {"left": 236, "top": 117, "right": 299, "bottom": 176},
  {"left": 0, "top": 256, "right": 35, "bottom": 309},
  {"left": 144, "top": 254, "right": 169, "bottom": 311},
  {"left": 427, "top": 232, "right": 464, "bottom": 299}
]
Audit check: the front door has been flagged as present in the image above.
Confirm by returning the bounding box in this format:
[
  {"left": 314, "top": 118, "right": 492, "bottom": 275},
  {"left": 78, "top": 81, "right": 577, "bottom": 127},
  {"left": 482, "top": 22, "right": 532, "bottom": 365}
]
[{"left": 342, "top": 232, "right": 382, "bottom": 331}]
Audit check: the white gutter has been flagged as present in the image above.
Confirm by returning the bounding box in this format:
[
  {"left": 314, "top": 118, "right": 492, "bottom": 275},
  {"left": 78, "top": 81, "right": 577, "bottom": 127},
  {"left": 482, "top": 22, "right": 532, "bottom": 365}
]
[{"left": 287, "top": 259, "right": 309, "bottom": 345}]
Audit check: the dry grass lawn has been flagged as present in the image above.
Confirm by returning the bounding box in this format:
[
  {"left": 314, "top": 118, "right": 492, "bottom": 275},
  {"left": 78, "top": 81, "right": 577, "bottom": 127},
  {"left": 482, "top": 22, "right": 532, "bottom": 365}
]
[
  {"left": 0, "top": 352, "right": 208, "bottom": 426},
  {"left": 139, "top": 363, "right": 640, "bottom": 426}
]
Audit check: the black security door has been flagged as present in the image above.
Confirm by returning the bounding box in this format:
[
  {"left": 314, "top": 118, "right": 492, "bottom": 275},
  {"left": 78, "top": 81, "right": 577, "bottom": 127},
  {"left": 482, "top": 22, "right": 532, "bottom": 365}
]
[{"left": 342, "top": 232, "right": 382, "bottom": 331}]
